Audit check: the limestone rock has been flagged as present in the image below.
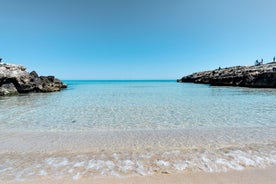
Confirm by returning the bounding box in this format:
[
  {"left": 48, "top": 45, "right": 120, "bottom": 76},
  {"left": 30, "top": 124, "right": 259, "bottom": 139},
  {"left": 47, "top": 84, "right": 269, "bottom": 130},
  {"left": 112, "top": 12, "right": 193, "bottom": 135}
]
[
  {"left": 0, "top": 83, "right": 18, "bottom": 96},
  {"left": 177, "top": 62, "right": 276, "bottom": 88},
  {"left": 0, "top": 62, "right": 67, "bottom": 96}
]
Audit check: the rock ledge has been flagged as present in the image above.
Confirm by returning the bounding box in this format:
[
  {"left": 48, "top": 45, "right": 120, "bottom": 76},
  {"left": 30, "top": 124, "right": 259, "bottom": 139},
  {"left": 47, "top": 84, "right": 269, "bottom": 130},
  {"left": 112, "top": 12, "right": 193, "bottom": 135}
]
[
  {"left": 177, "top": 62, "right": 276, "bottom": 88},
  {"left": 0, "top": 62, "right": 67, "bottom": 96}
]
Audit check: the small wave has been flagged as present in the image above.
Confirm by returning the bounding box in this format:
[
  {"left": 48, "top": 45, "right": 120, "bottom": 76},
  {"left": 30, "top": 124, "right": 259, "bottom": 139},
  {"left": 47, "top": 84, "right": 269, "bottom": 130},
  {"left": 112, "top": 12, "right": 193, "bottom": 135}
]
[{"left": 1, "top": 145, "right": 276, "bottom": 181}]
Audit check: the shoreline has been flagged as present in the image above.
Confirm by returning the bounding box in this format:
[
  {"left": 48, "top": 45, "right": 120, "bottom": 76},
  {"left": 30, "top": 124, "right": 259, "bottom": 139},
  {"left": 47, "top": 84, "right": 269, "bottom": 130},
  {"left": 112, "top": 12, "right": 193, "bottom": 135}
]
[
  {"left": 1, "top": 127, "right": 276, "bottom": 153},
  {"left": 3, "top": 166, "right": 276, "bottom": 184},
  {"left": 1, "top": 129, "right": 276, "bottom": 181}
]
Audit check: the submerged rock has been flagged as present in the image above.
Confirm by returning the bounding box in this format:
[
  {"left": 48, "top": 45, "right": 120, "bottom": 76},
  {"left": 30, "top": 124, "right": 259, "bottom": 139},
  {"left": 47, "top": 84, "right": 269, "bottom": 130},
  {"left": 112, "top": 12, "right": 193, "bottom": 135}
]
[
  {"left": 177, "top": 62, "right": 276, "bottom": 88},
  {"left": 0, "top": 62, "right": 67, "bottom": 96}
]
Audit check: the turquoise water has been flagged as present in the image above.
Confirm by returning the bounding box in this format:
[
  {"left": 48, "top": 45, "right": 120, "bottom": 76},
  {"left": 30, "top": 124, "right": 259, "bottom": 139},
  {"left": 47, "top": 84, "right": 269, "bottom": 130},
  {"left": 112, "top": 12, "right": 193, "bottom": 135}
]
[
  {"left": 0, "top": 80, "right": 276, "bottom": 131},
  {"left": 1, "top": 80, "right": 276, "bottom": 180}
]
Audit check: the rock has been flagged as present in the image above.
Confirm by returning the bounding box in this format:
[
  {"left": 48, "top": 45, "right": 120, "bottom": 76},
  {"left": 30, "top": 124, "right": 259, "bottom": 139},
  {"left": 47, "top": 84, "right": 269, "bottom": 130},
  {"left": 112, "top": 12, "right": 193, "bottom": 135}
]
[
  {"left": 0, "top": 83, "right": 18, "bottom": 96},
  {"left": 0, "top": 62, "right": 67, "bottom": 96},
  {"left": 177, "top": 62, "right": 276, "bottom": 88},
  {"left": 30, "top": 71, "right": 39, "bottom": 78}
]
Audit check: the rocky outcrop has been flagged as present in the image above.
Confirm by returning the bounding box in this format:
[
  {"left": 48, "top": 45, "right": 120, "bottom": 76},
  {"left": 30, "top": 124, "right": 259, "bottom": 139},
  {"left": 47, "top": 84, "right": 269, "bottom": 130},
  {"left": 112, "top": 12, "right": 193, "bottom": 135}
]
[
  {"left": 0, "top": 62, "right": 67, "bottom": 96},
  {"left": 177, "top": 62, "right": 276, "bottom": 88}
]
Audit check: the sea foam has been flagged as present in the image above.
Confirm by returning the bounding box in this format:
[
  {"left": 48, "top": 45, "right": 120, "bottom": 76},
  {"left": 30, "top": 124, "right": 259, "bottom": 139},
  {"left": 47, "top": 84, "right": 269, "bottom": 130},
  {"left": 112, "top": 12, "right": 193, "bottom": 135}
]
[{"left": 1, "top": 145, "right": 276, "bottom": 181}]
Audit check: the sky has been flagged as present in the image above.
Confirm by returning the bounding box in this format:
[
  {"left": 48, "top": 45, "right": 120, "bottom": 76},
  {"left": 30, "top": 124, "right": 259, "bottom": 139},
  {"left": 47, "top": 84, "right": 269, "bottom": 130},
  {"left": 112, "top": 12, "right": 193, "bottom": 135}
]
[{"left": 0, "top": 0, "right": 276, "bottom": 80}]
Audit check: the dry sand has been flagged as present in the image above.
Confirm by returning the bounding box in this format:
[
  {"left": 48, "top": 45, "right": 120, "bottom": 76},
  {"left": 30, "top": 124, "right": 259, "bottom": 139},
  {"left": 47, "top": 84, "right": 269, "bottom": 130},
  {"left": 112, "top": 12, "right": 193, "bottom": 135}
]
[{"left": 3, "top": 166, "right": 276, "bottom": 184}]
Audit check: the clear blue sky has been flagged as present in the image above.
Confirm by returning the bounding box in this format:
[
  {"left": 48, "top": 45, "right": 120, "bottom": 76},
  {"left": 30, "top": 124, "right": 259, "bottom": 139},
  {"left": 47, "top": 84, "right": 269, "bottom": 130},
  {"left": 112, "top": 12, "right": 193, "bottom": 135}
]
[{"left": 1, "top": 0, "right": 276, "bottom": 79}]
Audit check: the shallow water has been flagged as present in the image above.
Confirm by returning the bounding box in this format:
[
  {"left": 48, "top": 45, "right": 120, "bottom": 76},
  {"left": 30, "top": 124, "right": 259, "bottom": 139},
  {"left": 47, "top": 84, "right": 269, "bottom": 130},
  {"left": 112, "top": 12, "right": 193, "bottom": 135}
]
[
  {"left": 1, "top": 80, "right": 276, "bottom": 131},
  {"left": 0, "top": 81, "right": 276, "bottom": 180}
]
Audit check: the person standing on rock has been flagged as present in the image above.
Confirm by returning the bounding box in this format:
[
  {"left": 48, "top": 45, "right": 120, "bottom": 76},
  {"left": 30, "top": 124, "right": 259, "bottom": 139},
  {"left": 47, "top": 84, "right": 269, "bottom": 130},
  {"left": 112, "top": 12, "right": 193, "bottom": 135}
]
[
  {"left": 0, "top": 58, "right": 2, "bottom": 63},
  {"left": 273, "top": 56, "right": 275, "bottom": 62}
]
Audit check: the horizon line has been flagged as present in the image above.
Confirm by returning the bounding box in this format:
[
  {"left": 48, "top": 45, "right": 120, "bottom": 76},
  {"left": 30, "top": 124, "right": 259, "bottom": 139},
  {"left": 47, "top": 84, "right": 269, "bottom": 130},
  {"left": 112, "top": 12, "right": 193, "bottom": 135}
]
[{"left": 61, "top": 79, "right": 177, "bottom": 81}]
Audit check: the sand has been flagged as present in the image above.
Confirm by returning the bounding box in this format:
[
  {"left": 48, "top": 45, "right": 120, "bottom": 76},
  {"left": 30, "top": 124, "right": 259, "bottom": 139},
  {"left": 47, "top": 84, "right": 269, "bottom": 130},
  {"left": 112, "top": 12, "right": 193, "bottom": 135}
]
[
  {"left": 1, "top": 131, "right": 276, "bottom": 184},
  {"left": 3, "top": 166, "right": 276, "bottom": 184}
]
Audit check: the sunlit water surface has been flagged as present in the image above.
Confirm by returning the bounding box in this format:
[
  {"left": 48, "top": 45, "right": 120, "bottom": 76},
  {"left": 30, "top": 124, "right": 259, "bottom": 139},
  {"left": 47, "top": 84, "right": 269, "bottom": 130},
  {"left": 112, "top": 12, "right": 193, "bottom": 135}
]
[{"left": 0, "top": 80, "right": 276, "bottom": 180}]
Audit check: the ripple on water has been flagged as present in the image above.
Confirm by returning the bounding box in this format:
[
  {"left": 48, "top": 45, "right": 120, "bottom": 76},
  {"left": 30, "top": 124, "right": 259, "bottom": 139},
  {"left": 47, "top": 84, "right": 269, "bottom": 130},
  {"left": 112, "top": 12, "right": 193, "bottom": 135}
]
[
  {"left": 0, "top": 82, "right": 276, "bottom": 131},
  {"left": 1, "top": 82, "right": 276, "bottom": 181}
]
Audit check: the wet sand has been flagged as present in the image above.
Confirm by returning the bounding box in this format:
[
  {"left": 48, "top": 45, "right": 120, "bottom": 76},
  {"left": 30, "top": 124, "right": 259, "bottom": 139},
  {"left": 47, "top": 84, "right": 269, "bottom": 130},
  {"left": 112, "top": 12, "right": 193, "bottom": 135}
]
[
  {"left": 3, "top": 166, "right": 276, "bottom": 184},
  {"left": 1, "top": 130, "right": 276, "bottom": 181}
]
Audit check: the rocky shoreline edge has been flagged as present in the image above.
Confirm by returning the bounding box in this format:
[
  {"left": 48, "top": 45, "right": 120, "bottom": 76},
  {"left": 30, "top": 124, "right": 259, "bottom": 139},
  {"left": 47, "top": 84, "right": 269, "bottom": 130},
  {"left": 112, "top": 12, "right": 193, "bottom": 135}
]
[
  {"left": 177, "top": 62, "right": 276, "bottom": 88},
  {"left": 0, "top": 62, "right": 67, "bottom": 96}
]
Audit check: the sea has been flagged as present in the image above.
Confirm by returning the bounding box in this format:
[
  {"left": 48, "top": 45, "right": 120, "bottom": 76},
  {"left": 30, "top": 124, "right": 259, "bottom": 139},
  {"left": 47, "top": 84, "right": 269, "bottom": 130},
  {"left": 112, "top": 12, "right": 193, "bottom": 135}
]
[{"left": 0, "top": 80, "right": 276, "bottom": 180}]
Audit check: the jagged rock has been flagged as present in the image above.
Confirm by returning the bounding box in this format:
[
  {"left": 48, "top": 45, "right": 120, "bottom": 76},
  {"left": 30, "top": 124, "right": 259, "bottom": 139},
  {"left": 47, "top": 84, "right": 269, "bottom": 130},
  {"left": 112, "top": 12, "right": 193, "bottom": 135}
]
[
  {"left": 0, "top": 83, "right": 18, "bottom": 96},
  {"left": 30, "top": 71, "right": 39, "bottom": 78},
  {"left": 0, "top": 62, "right": 67, "bottom": 96},
  {"left": 177, "top": 62, "right": 276, "bottom": 88}
]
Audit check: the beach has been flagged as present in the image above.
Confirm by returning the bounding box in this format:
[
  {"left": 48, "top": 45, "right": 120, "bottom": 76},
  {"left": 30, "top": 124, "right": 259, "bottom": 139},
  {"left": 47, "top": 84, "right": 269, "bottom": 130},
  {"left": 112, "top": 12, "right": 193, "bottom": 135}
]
[
  {"left": 1, "top": 81, "right": 276, "bottom": 183},
  {"left": 0, "top": 129, "right": 275, "bottom": 182},
  {"left": 3, "top": 166, "right": 276, "bottom": 184},
  {"left": 2, "top": 0, "right": 276, "bottom": 183}
]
